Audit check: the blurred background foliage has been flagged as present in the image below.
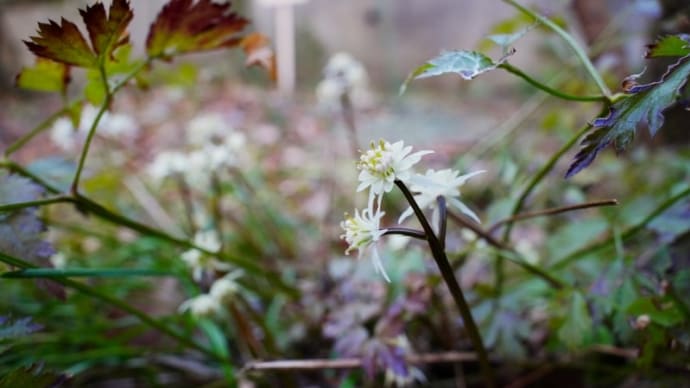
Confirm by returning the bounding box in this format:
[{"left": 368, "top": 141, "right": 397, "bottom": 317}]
[{"left": 0, "top": 0, "right": 689, "bottom": 387}]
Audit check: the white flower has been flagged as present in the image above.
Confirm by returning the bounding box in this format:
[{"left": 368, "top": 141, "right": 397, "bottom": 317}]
[
  {"left": 179, "top": 294, "right": 221, "bottom": 318},
  {"left": 186, "top": 113, "right": 231, "bottom": 147},
  {"left": 316, "top": 52, "right": 373, "bottom": 109},
  {"left": 340, "top": 206, "right": 390, "bottom": 282},
  {"left": 209, "top": 270, "right": 244, "bottom": 304},
  {"left": 49, "top": 252, "right": 68, "bottom": 269},
  {"left": 50, "top": 117, "right": 79, "bottom": 151},
  {"left": 181, "top": 230, "right": 232, "bottom": 281},
  {"left": 399, "top": 169, "right": 484, "bottom": 227},
  {"left": 146, "top": 150, "right": 188, "bottom": 184},
  {"left": 357, "top": 140, "right": 432, "bottom": 210}
]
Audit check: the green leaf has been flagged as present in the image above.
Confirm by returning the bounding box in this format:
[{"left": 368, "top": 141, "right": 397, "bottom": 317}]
[
  {"left": 84, "top": 43, "right": 140, "bottom": 105},
  {"left": 0, "top": 365, "right": 61, "bottom": 388},
  {"left": 1, "top": 268, "right": 174, "bottom": 279},
  {"left": 566, "top": 55, "right": 690, "bottom": 178},
  {"left": 146, "top": 0, "right": 249, "bottom": 59},
  {"left": 558, "top": 291, "right": 592, "bottom": 349},
  {"left": 645, "top": 34, "right": 690, "bottom": 58},
  {"left": 24, "top": 18, "right": 97, "bottom": 68},
  {"left": 15, "top": 58, "right": 69, "bottom": 93},
  {"left": 79, "top": 0, "right": 133, "bottom": 59},
  {"left": 626, "top": 298, "right": 684, "bottom": 327},
  {"left": 400, "top": 49, "right": 514, "bottom": 94}
]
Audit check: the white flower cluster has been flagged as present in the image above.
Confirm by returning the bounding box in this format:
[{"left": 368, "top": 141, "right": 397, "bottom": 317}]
[
  {"left": 180, "top": 230, "right": 231, "bottom": 281},
  {"left": 178, "top": 270, "right": 244, "bottom": 319},
  {"left": 50, "top": 104, "right": 139, "bottom": 151},
  {"left": 146, "top": 112, "right": 246, "bottom": 190},
  {"left": 341, "top": 139, "right": 484, "bottom": 282},
  {"left": 316, "top": 52, "right": 374, "bottom": 110}
]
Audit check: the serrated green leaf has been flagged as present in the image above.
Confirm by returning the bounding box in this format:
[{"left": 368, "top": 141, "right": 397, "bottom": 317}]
[
  {"left": 24, "top": 17, "right": 96, "bottom": 68},
  {"left": 146, "top": 0, "right": 249, "bottom": 59},
  {"left": 566, "top": 55, "right": 690, "bottom": 178},
  {"left": 558, "top": 291, "right": 592, "bottom": 349},
  {"left": 15, "top": 58, "right": 69, "bottom": 93},
  {"left": 80, "top": 0, "right": 132, "bottom": 59},
  {"left": 646, "top": 34, "right": 690, "bottom": 58},
  {"left": 400, "top": 49, "right": 514, "bottom": 94}
]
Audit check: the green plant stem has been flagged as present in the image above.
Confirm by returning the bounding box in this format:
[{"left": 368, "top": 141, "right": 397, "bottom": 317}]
[
  {"left": 0, "top": 160, "right": 62, "bottom": 194},
  {"left": 499, "top": 63, "right": 607, "bottom": 102},
  {"left": 437, "top": 196, "right": 447, "bottom": 251},
  {"left": 551, "top": 186, "right": 690, "bottom": 269},
  {"left": 494, "top": 123, "right": 592, "bottom": 298},
  {"left": 0, "top": 250, "right": 220, "bottom": 361},
  {"left": 383, "top": 227, "right": 426, "bottom": 240},
  {"left": 4, "top": 105, "right": 73, "bottom": 157},
  {"left": 488, "top": 198, "right": 619, "bottom": 234},
  {"left": 70, "top": 59, "right": 150, "bottom": 193},
  {"left": 502, "top": 0, "right": 612, "bottom": 99},
  {"left": 447, "top": 211, "right": 565, "bottom": 289},
  {"left": 395, "top": 180, "right": 494, "bottom": 388},
  {"left": 0, "top": 195, "right": 72, "bottom": 212}
]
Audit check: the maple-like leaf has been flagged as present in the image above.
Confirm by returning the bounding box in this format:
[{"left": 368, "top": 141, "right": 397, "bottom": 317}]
[
  {"left": 23, "top": 0, "right": 133, "bottom": 72},
  {"left": 80, "top": 0, "right": 133, "bottom": 59},
  {"left": 146, "top": 0, "right": 249, "bottom": 59},
  {"left": 24, "top": 18, "right": 97, "bottom": 68},
  {"left": 0, "top": 174, "right": 54, "bottom": 265},
  {"left": 646, "top": 34, "right": 690, "bottom": 58},
  {"left": 400, "top": 49, "right": 515, "bottom": 94},
  {"left": 566, "top": 55, "right": 690, "bottom": 178},
  {"left": 15, "top": 58, "right": 70, "bottom": 94}
]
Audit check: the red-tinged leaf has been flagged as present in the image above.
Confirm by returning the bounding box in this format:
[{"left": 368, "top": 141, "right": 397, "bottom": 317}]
[
  {"left": 15, "top": 58, "right": 70, "bottom": 94},
  {"left": 79, "top": 0, "right": 133, "bottom": 59},
  {"left": 240, "top": 32, "right": 276, "bottom": 80},
  {"left": 146, "top": 0, "right": 249, "bottom": 59},
  {"left": 24, "top": 18, "right": 97, "bottom": 68}
]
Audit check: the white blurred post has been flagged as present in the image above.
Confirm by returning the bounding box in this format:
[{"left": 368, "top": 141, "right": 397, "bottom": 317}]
[{"left": 257, "top": 0, "right": 308, "bottom": 94}]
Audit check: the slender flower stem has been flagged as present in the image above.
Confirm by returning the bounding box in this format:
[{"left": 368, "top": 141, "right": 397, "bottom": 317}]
[
  {"left": 552, "top": 186, "right": 690, "bottom": 270},
  {"left": 395, "top": 180, "right": 494, "bottom": 388},
  {"left": 488, "top": 199, "right": 619, "bottom": 234},
  {"left": 502, "top": 0, "right": 612, "bottom": 99},
  {"left": 177, "top": 175, "right": 197, "bottom": 236},
  {"left": 383, "top": 227, "right": 426, "bottom": 240},
  {"left": 0, "top": 250, "right": 221, "bottom": 361},
  {"left": 494, "top": 123, "right": 592, "bottom": 299},
  {"left": 4, "top": 105, "right": 74, "bottom": 157},
  {"left": 1, "top": 160, "right": 62, "bottom": 194},
  {"left": 0, "top": 196, "right": 72, "bottom": 212},
  {"left": 340, "top": 91, "right": 360, "bottom": 158},
  {"left": 499, "top": 63, "right": 607, "bottom": 102},
  {"left": 437, "top": 196, "right": 448, "bottom": 251},
  {"left": 448, "top": 212, "right": 565, "bottom": 289}
]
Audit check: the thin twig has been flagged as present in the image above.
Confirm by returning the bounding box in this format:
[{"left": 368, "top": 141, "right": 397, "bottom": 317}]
[
  {"left": 242, "top": 351, "right": 480, "bottom": 372},
  {"left": 488, "top": 199, "right": 619, "bottom": 234}
]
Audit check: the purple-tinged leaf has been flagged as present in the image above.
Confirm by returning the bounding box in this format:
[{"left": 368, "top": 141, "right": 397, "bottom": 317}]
[
  {"left": 566, "top": 54, "right": 690, "bottom": 178},
  {"left": 0, "top": 174, "right": 54, "bottom": 265},
  {"left": 24, "top": 18, "right": 96, "bottom": 68}
]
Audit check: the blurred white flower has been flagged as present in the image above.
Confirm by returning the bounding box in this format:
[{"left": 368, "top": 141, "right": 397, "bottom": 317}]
[
  {"left": 340, "top": 206, "right": 390, "bottom": 282},
  {"left": 357, "top": 140, "right": 432, "bottom": 210},
  {"left": 398, "top": 169, "right": 484, "bottom": 227},
  {"left": 209, "top": 270, "right": 244, "bottom": 304},
  {"left": 50, "top": 117, "right": 79, "bottom": 151},
  {"left": 316, "top": 52, "right": 373, "bottom": 109},
  {"left": 179, "top": 294, "right": 221, "bottom": 318},
  {"left": 186, "top": 113, "right": 231, "bottom": 147},
  {"left": 49, "top": 105, "right": 138, "bottom": 151},
  {"left": 146, "top": 150, "right": 188, "bottom": 184},
  {"left": 181, "top": 230, "right": 231, "bottom": 281},
  {"left": 49, "top": 252, "right": 68, "bottom": 269}
]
